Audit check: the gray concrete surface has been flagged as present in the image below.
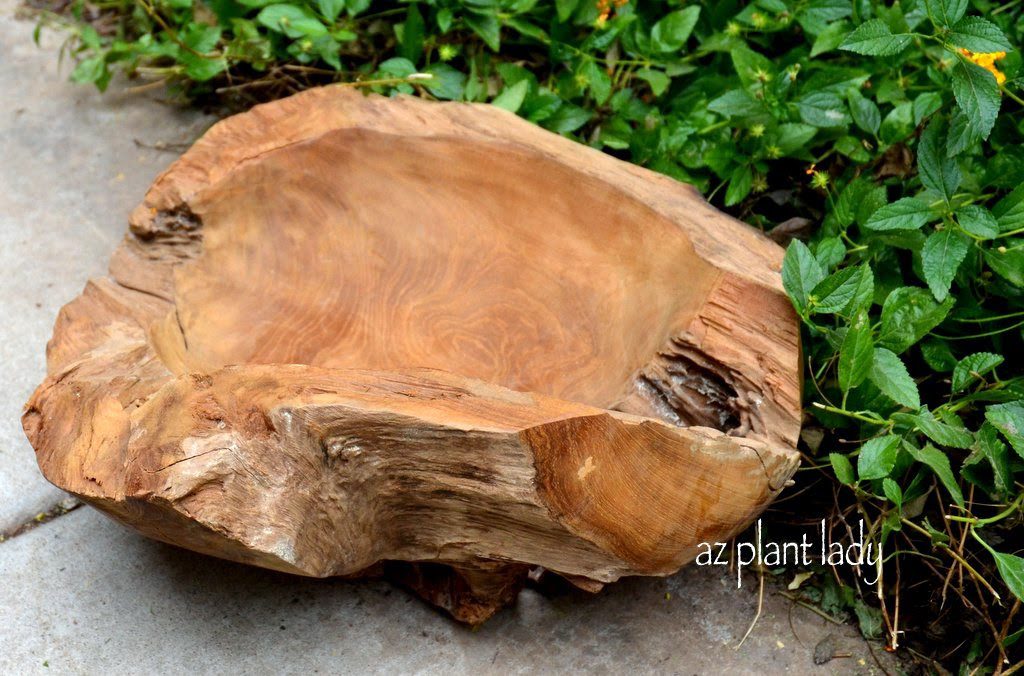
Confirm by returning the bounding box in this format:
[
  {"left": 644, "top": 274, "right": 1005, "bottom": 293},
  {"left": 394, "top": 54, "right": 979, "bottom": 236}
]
[
  {"left": 0, "top": 2, "right": 900, "bottom": 673},
  {"left": 0, "top": 0, "right": 212, "bottom": 531},
  {"left": 1, "top": 508, "right": 895, "bottom": 674}
]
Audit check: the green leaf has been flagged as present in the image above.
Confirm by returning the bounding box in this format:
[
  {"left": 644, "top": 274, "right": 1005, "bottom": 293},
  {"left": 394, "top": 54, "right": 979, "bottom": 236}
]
[
  {"left": 782, "top": 240, "right": 825, "bottom": 312},
  {"left": 491, "top": 79, "right": 529, "bottom": 113},
  {"left": 581, "top": 60, "right": 612, "bottom": 104},
  {"left": 846, "top": 264, "right": 875, "bottom": 313},
  {"left": 956, "top": 205, "right": 999, "bottom": 239},
  {"left": 913, "top": 92, "right": 943, "bottom": 126},
  {"left": 829, "top": 452, "right": 856, "bottom": 485},
  {"left": 257, "top": 4, "right": 327, "bottom": 38},
  {"left": 993, "top": 184, "right": 1024, "bottom": 233},
  {"left": 542, "top": 103, "right": 591, "bottom": 134},
  {"left": 918, "top": 120, "right": 961, "bottom": 203},
  {"left": 465, "top": 11, "right": 500, "bottom": 51},
  {"left": 947, "top": 107, "right": 982, "bottom": 157},
  {"left": 882, "top": 478, "right": 903, "bottom": 507},
  {"left": 879, "top": 286, "right": 954, "bottom": 354},
  {"left": 797, "top": 91, "right": 851, "bottom": 128},
  {"left": 179, "top": 53, "right": 227, "bottom": 81},
  {"left": 986, "top": 402, "right": 1024, "bottom": 458},
  {"left": 847, "top": 89, "right": 880, "bottom": 135},
  {"left": 70, "top": 56, "right": 111, "bottom": 91},
  {"left": 907, "top": 443, "right": 964, "bottom": 507},
  {"left": 839, "top": 19, "right": 912, "bottom": 56},
  {"left": 858, "top": 435, "right": 900, "bottom": 480},
  {"left": 725, "top": 165, "right": 753, "bottom": 207},
  {"left": 993, "top": 552, "right": 1024, "bottom": 602},
  {"left": 775, "top": 123, "right": 818, "bottom": 154},
  {"left": 399, "top": 3, "right": 425, "bottom": 63},
  {"left": 869, "top": 348, "right": 920, "bottom": 409},
  {"left": 651, "top": 6, "right": 701, "bottom": 52},
  {"left": 634, "top": 69, "right": 670, "bottom": 97},
  {"left": 949, "top": 17, "right": 1012, "bottom": 53},
  {"left": 730, "top": 45, "right": 774, "bottom": 88},
  {"left": 863, "top": 198, "right": 933, "bottom": 231},
  {"left": 985, "top": 246, "right": 1024, "bottom": 287},
  {"left": 423, "top": 63, "right": 465, "bottom": 100},
  {"left": 315, "top": 0, "right": 344, "bottom": 22},
  {"left": 976, "top": 423, "right": 1014, "bottom": 496},
  {"left": 924, "top": 0, "right": 967, "bottom": 28},
  {"left": 921, "top": 228, "right": 970, "bottom": 301},
  {"left": 810, "top": 267, "right": 859, "bottom": 314},
  {"left": 182, "top": 23, "right": 221, "bottom": 53},
  {"left": 839, "top": 310, "right": 875, "bottom": 393},
  {"left": 900, "top": 409, "right": 974, "bottom": 448},
  {"left": 951, "top": 59, "right": 1001, "bottom": 145},
  {"left": 952, "top": 352, "right": 1004, "bottom": 392},
  {"left": 815, "top": 237, "right": 847, "bottom": 271},
  {"left": 555, "top": 0, "right": 579, "bottom": 22}
]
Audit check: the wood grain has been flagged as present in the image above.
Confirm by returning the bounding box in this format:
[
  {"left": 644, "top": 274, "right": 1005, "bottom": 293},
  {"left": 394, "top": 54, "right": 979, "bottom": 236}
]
[{"left": 24, "top": 87, "right": 802, "bottom": 623}]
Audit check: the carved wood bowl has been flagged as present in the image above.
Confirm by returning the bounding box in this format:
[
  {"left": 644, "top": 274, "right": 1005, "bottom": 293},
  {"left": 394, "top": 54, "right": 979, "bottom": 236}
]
[{"left": 23, "top": 88, "right": 802, "bottom": 623}]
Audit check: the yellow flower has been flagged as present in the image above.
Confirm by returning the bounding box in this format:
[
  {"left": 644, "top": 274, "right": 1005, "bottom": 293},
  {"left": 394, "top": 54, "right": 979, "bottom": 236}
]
[{"left": 961, "top": 48, "right": 1007, "bottom": 85}]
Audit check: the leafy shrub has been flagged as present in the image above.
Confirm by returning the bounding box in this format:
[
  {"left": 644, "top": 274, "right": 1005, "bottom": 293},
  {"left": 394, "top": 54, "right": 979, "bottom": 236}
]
[{"left": 37, "top": 0, "right": 1024, "bottom": 668}]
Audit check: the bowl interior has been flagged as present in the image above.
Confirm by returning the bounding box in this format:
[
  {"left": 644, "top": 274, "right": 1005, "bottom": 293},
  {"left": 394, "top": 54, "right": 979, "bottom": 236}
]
[{"left": 157, "top": 129, "right": 718, "bottom": 408}]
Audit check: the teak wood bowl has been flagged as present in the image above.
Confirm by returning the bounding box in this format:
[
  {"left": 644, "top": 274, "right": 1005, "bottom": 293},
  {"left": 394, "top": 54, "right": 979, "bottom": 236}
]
[{"left": 23, "top": 88, "right": 802, "bottom": 623}]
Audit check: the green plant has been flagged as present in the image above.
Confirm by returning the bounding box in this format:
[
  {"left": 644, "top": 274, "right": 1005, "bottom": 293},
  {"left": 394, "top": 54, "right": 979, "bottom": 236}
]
[{"left": 38, "top": 0, "right": 1024, "bottom": 669}]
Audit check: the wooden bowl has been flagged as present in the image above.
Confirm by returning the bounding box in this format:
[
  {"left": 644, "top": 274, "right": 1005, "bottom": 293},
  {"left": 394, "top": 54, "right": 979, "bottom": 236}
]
[{"left": 23, "top": 88, "right": 801, "bottom": 623}]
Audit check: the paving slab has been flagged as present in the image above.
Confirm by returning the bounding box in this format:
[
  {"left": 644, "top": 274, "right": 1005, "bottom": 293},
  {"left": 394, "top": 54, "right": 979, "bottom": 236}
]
[
  {"left": 0, "top": 0, "right": 212, "bottom": 531},
  {"left": 0, "top": 508, "right": 897, "bottom": 674}
]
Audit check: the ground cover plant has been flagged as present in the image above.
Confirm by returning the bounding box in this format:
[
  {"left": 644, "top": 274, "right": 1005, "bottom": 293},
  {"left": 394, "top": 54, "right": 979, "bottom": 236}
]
[{"left": 32, "top": 0, "right": 1024, "bottom": 671}]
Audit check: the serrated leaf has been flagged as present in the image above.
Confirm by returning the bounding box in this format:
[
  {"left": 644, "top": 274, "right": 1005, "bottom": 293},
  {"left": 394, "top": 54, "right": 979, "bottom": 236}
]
[
  {"left": 848, "top": 88, "right": 880, "bottom": 135},
  {"left": 918, "top": 120, "right": 961, "bottom": 202},
  {"left": 840, "top": 310, "right": 875, "bottom": 393},
  {"left": 830, "top": 452, "right": 856, "bottom": 485},
  {"left": 725, "top": 165, "right": 753, "bottom": 207},
  {"left": 986, "top": 402, "right": 1024, "bottom": 458},
  {"left": 956, "top": 205, "right": 999, "bottom": 239},
  {"left": 985, "top": 246, "right": 1024, "bottom": 287},
  {"left": 815, "top": 237, "right": 847, "bottom": 270},
  {"left": 882, "top": 477, "right": 903, "bottom": 507},
  {"left": 846, "top": 264, "right": 875, "bottom": 313},
  {"left": 798, "top": 91, "right": 851, "bottom": 128},
  {"left": 811, "top": 266, "right": 859, "bottom": 313},
  {"left": 907, "top": 443, "right": 964, "bottom": 507},
  {"left": 879, "top": 286, "right": 954, "bottom": 353},
  {"left": 993, "top": 184, "right": 1024, "bottom": 233},
  {"left": 949, "top": 16, "right": 1012, "bottom": 53},
  {"left": 993, "top": 552, "right": 1024, "bottom": 602},
  {"left": 976, "top": 423, "right": 1014, "bottom": 495},
  {"left": 840, "top": 19, "right": 912, "bottom": 56},
  {"left": 863, "top": 198, "right": 933, "bottom": 231},
  {"left": 651, "top": 6, "right": 700, "bottom": 52},
  {"left": 901, "top": 409, "right": 974, "bottom": 448},
  {"left": 952, "top": 352, "right": 1004, "bottom": 392},
  {"left": 869, "top": 348, "right": 920, "bottom": 408},
  {"left": 925, "top": 0, "right": 967, "bottom": 27},
  {"left": 921, "top": 228, "right": 970, "bottom": 301},
  {"left": 858, "top": 435, "right": 900, "bottom": 480},
  {"left": 782, "top": 240, "right": 825, "bottom": 312},
  {"left": 951, "top": 59, "right": 1001, "bottom": 145}
]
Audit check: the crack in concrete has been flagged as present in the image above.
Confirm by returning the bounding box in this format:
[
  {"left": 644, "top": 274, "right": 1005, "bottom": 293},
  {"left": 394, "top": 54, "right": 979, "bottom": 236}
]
[{"left": 0, "top": 498, "right": 82, "bottom": 543}]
